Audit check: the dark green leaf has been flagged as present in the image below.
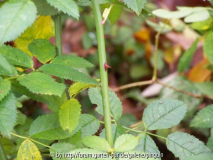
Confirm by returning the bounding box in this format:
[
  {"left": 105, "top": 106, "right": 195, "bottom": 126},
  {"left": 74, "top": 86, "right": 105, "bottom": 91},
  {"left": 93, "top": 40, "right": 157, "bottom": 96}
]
[
  {"left": 0, "top": 54, "right": 17, "bottom": 76},
  {"left": 34, "top": 0, "right": 59, "bottom": 16}
]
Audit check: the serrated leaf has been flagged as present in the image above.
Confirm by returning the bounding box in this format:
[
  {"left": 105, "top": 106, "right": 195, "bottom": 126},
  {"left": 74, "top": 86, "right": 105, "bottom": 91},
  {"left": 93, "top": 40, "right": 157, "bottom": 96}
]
[
  {"left": 190, "top": 105, "right": 213, "bottom": 128},
  {"left": 0, "top": 45, "right": 33, "bottom": 68},
  {"left": 0, "top": 93, "right": 16, "bottom": 137},
  {"left": 46, "top": 0, "right": 79, "bottom": 19},
  {"left": 204, "top": 31, "right": 213, "bottom": 64},
  {"left": 178, "top": 39, "right": 199, "bottom": 72},
  {"left": 34, "top": 0, "right": 59, "bottom": 16},
  {"left": 183, "top": 154, "right": 213, "bottom": 160},
  {"left": 17, "top": 72, "right": 66, "bottom": 96},
  {"left": 114, "top": 134, "right": 138, "bottom": 152},
  {"left": 51, "top": 55, "right": 94, "bottom": 68},
  {"left": 80, "top": 114, "right": 100, "bottom": 137},
  {"left": 14, "top": 16, "right": 54, "bottom": 56},
  {"left": 166, "top": 132, "right": 211, "bottom": 159},
  {"left": 28, "top": 39, "right": 56, "bottom": 64},
  {"left": 68, "top": 82, "right": 98, "bottom": 98},
  {"left": 123, "top": 0, "right": 146, "bottom": 15},
  {"left": 152, "top": 9, "right": 192, "bottom": 19},
  {"left": 0, "top": 0, "right": 37, "bottom": 45},
  {"left": 59, "top": 131, "right": 82, "bottom": 148},
  {"left": 82, "top": 136, "right": 111, "bottom": 151},
  {"left": 184, "top": 10, "right": 210, "bottom": 23},
  {"left": 0, "top": 79, "right": 11, "bottom": 101},
  {"left": 29, "top": 113, "right": 72, "bottom": 140},
  {"left": 39, "top": 64, "right": 98, "bottom": 85},
  {"left": 0, "top": 54, "right": 17, "bottom": 76},
  {"left": 207, "top": 128, "right": 213, "bottom": 152},
  {"left": 143, "top": 99, "right": 187, "bottom": 130},
  {"left": 88, "top": 87, "right": 123, "bottom": 121},
  {"left": 59, "top": 99, "right": 81, "bottom": 133},
  {"left": 108, "top": 5, "right": 122, "bottom": 24},
  {"left": 77, "top": 0, "right": 91, "bottom": 6},
  {"left": 16, "top": 139, "right": 42, "bottom": 160}
]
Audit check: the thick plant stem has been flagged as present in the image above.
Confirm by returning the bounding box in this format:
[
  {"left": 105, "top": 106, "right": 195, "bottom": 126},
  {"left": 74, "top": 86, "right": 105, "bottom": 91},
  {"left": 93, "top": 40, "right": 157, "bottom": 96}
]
[
  {"left": 0, "top": 141, "right": 7, "bottom": 160},
  {"left": 91, "top": 0, "right": 113, "bottom": 147}
]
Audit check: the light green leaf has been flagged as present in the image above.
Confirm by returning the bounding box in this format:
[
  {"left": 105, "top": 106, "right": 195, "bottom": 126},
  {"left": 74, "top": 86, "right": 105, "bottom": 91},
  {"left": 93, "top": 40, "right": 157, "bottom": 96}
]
[
  {"left": 0, "top": 137, "right": 16, "bottom": 155},
  {"left": 39, "top": 64, "right": 98, "bottom": 85},
  {"left": 34, "top": 0, "right": 59, "bottom": 16},
  {"left": 143, "top": 99, "right": 187, "bottom": 130},
  {"left": 0, "top": 93, "right": 16, "bottom": 137},
  {"left": 0, "top": 45, "right": 33, "bottom": 68},
  {"left": 0, "top": 0, "right": 37, "bottom": 45},
  {"left": 146, "top": 20, "right": 172, "bottom": 33},
  {"left": 16, "top": 110, "right": 26, "bottom": 125},
  {"left": 28, "top": 39, "right": 56, "bottom": 64},
  {"left": 195, "top": 82, "right": 213, "bottom": 97},
  {"left": 82, "top": 136, "right": 111, "bottom": 151},
  {"left": 114, "top": 134, "right": 138, "bottom": 152},
  {"left": 204, "top": 31, "right": 213, "bottom": 64},
  {"left": 207, "top": 128, "right": 213, "bottom": 152},
  {"left": 123, "top": 0, "right": 147, "bottom": 15},
  {"left": 51, "top": 55, "right": 94, "bottom": 68},
  {"left": 183, "top": 154, "right": 213, "bottom": 160},
  {"left": 191, "top": 17, "right": 213, "bottom": 31},
  {"left": 184, "top": 10, "right": 210, "bottom": 23},
  {"left": 77, "top": 0, "right": 91, "bottom": 6},
  {"left": 88, "top": 87, "right": 123, "bottom": 121},
  {"left": 178, "top": 39, "right": 199, "bottom": 72},
  {"left": 59, "top": 99, "right": 81, "bottom": 133},
  {"left": 16, "top": 139, "right": 42, "bottom": 160},
  {"left": 109, "top": 5, "right": 122, "bottom": 24},
  {"left": 0, "top": 79, "right": 11, "bottom": 101},
  {"left": 0, "top": 54, "right": 17, "bottom": 76},
  {"left": 46, "top": 0, "right": 79, "bottom": 19},
  {"left": 68, "top": 82, "right": 98, "bottom": 98},
  {"left": 166, "top": 132, "right": 211, "bottom": 159},
  {"left": 29, "top": 113, "right": 72, "bottom": 140},
  {"left": 190, "top": 105, "right": 213, "bottom": 128},
  {"left": 152, "top": 9, "right": 192, "bottom": 19},
  {"left": 17, "top": 72, "right": 66, "bottom": 96}
]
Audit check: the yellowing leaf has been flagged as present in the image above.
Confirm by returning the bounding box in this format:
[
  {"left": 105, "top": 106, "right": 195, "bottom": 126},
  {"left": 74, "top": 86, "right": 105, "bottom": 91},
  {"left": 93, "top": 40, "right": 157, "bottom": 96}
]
[
  {"left": 17, "top": 139, "right": 42, "bottom": 160},
  {"left": 15, "top": 16, "right": 54, "bottom": 56}
]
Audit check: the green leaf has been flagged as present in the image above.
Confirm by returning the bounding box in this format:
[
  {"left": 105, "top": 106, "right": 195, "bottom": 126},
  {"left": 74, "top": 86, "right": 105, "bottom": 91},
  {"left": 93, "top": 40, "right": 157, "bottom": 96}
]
[
  {"left": 16, "top": 110, "right": 26, "bottom": 125},
  {"left": 143, "top": 99, "right": 187, "bottom": 130},
  {"left": 34, "top": 0, "right": 59, "bottom": 16},
  {"left": 39, "top": 64, "right": 98, "bottom": 85},
  {"left": 166, "top": 132, "right": 211, "bottom": 159},
  {"left": 135, "top": 133, "right": 160, "bottom": 155},
  {"left": 46, "top": 0, "right": 79, "bottom": 19},
  {"left": 190, "top": 105, "right": 213, "bottom": 128},
  {"left": 16, "top": 139, "right": 42, "bottom": 160},
  {"left": 0, "top": 45, "right": 33, "bottom": 68},
  {"left": 59, "top": 131, "right": 82, "bottom": 148},
  {"left": 29, "top": 113, "right": 72, "bottom": 140},
  {"left": 80, "top": 114, "right": 100, "bottom": 137},
  {"left": 68, "top": 82, "right": 98, "bottom": 98},
  {"left": 0, "top": 93, "right": 16, "bottom": 137},
  {"left": 28, "top": 39, "right": 56, "bottom": 64},
  {"left": 59, "top": 99, "right": 81, "bottom": 133},
  {"left": 207, "top": 128, "right": 213, "bottom": 152},
  {"left": 183, "top": 154, "right": 213, "bottom": 160},
  {"left": 123, "top": 0, "right": 147, "bottom": 15},
  {"left": 0, "top": 0, "right": 37, "bottom": 45},
  {"left": 114, "top": 134, "right": 138, "bottom": 152},
  {"left": 82, "top": 136, "right": 111, "bottom": 151},
  {"left": 88, "top": 87, "right": 123, "bottom": 121},
  {"left": 0, "top": 79, "right": 11, "bottom": 101},
  {"left": 152, "top": 9, "right": 192, "bottom": 19},
  {"left": 184, "top": 10, "right": 210, "bottom": 23},
  {"left": 77, "top": 0, "right": 91, "bottom": 6},
  {"left": 82, "top": 32, "right": 93, "bottom": 49},
  {"left": 204, "top": 31, "right": 213, "bottom": 64},
  {"left": 0, "top": 137, "right": 15, "bottom": 155},
  {"left": 195, "top": 82, "right": 213, "bottom": 97},
  {"left": 178, "top": 39, "right": 199, "bottom": 72},
  {"left": 17, "top": 72, "right": 66, "bottom": 96},
  {"left": 51, "top": 55, "right": 94, "bottom": 68},
  {"left": 146, "top": 20, "right": 172, "bottom": 33},
  {"left": 108, "top": 5, "right": 122, "bottom": 25},
  {"left": 0, "top": 54, "right": 17, "bottom": 76},
  {"left": 191, "top": 17, "right": 213, "bottom": 31}
]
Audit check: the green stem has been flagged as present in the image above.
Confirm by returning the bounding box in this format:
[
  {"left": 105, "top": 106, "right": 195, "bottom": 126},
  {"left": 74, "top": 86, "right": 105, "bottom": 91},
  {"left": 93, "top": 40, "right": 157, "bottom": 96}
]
[
  {"left": 0, "top": 141, "right": 7, "bottom": 160},
  {"left": 91, "top": 0, "right": 113, "bottom": 147}
]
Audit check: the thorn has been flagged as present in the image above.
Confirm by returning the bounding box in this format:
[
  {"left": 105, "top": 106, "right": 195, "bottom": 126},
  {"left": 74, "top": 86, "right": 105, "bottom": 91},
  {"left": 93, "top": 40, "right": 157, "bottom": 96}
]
[
  {"left": 104, "top": 62, "right": 111, "bottom": 71},
  {"left": 104, "top": 35, "right": 109, "bottom": 39}
]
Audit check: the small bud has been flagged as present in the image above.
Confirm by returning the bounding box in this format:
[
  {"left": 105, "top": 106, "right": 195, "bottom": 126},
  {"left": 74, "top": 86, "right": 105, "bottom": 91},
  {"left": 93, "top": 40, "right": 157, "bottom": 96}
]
[{"left": 104, "top": 62, "right": 111, "bottom": 71}]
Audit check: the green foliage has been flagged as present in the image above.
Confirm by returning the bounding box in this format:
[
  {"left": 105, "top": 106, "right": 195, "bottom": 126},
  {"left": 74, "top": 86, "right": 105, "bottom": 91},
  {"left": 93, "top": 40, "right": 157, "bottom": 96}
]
[
  {"left": 204, "top": 31, "right": 213, "bottom": 64},
  {"left": 82, "top": 32, "right": 94, "bottom": 49},
  {"left": 34, "top": 0, "right": 59, "bottom": 16},
  {"left": 0, "top": 137, "right": 15, "bottom": 155},
  {"left": 46, "top": 0, "right": 79, "bottom": 19},
  {"left": 195, "top": 82, "right": 213, "bottom": 97},
  {"left": 0, "top": 54, "right": 17, "bottom": 76},
  {"left": 0, "top": 93, "right": 17, "bottom": 137},
  {"left": 207, "top": 128, "right": 213, "bottom": 152},
  {"left": 190, "top": 105, "right": 213, "bottom": 128},
  {"left": 0, "top": 0, "right": 37, "bottom": 45},
  {"left": 108, "top": 5, "right": 122, "bottom": 24},
  {"left": 166, "top": 132, "right": 211, "bottom": 159},
  {"left": 143, "top": 99, "right": 187, "bottom": 130},
  {"left": 0, "top": 79, "right": 11, "bottom": 101},
  {"left": 16, "top": 110, "right": 27, "bottom": 125},
  {"left": 17, "top": 72, "right": 66, "bottom": 96},
  {"left": 59, "top": 99, "right": 82, "bottom": 133},
  {"left": 114, "top": 134, "right": 138, "bottom": 152},
  {"left": 88, "top": 87, "right": 123, "bottom": 121},
  {"left": 123, "top": 0, "right": 147, "bottom": 15},
  {"left": 28, "top": 39, "right": 56, "bottom": 64},
  {"left": 183, "top": 154, "right": 213, "bottom": 160},
  {"left": 178, "top": 39, "right": 199, "bottom": 72}
]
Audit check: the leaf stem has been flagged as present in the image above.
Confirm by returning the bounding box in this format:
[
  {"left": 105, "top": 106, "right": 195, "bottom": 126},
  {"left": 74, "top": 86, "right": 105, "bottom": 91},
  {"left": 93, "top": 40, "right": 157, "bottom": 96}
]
[
  {"left": 91, "top": 0, "right": 113, "bottom": 147},
  {"left": 0, "top": 141, "right": 7, "bottom": 160}
]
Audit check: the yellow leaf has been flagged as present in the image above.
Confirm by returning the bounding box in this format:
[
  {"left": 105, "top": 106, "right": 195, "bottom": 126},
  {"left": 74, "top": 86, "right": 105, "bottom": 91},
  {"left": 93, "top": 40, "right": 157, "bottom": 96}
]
[
  {"left": 17, "top": 139, "right": 42, "bottom": 160},
  {"left": 15, "top": 16, "right": 54, "bottom": 56}
]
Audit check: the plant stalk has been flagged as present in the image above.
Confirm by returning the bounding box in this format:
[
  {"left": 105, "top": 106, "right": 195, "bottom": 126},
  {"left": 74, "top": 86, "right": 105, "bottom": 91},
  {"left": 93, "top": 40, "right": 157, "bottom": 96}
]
[
  {"left": 0, "top": 141, "right": 7, "bottom": 160},
  {"left": 91, "top": 0, "right": 113, "bottom": 147}
]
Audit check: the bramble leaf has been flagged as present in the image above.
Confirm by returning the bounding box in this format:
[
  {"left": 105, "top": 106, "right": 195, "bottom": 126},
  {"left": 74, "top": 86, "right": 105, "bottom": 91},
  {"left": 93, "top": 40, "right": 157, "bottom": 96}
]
[
  {"left": 0, "top": 0, "right": 37, "bottom": 45},
  {"left": 34, "top": 0, "right": 59, "bottom": 16},
  {"left": 0, "top": 79, "right": 11, "bottom": 101},
  {"left": 0, "top": 54, "right": 17, "bottom": 76},
  {"left": 123, "top": 0, "right": 146, "bottom": 15}
]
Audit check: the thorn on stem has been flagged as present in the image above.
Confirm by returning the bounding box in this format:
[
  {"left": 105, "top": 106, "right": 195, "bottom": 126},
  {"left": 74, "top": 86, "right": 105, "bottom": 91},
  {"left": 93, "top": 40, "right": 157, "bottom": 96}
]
[{"left": 104, "top": 62, "right": 111, "bottom": 71}]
